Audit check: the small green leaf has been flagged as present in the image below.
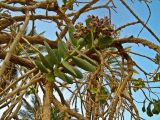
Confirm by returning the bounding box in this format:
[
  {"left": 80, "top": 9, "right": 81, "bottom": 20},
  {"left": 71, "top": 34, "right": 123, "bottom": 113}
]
[
  {"left": 58, "top": 40, "right": 68, "bottom": 58},
  {"left": 35, "top": 60, "right": 48, "bottom": 73},
  {"left": 46, "top": 73, "right": 54, "bottom": 82},
  {"left": 68, "top": 25, "right": 77, "bottom": 47},
  {"left": 61, "top": 61, "right": 76, "bottom": 76},
  {"left": 72, "top": 56, "right": 97, "bottom": 72}
]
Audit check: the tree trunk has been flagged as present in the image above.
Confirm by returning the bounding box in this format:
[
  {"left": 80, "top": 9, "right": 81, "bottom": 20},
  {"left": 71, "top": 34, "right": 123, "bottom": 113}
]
[{"left": 42, "top": 81, "right": 53, "bottom": 120}]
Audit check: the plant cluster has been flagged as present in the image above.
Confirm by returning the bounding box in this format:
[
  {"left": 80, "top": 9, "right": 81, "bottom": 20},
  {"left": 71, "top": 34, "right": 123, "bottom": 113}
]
[{"left": 0, "top": 0, "right": 159, "bottom": 120}]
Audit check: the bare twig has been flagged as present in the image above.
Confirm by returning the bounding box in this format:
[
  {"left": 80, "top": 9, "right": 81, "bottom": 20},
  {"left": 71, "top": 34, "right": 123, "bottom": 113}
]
[{"left": 120, "top": 0, "right": 160, "bottom": 43}]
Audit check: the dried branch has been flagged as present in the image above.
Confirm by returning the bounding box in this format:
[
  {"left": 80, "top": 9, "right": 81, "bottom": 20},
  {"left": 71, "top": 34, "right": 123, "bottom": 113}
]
[{"left": 0, "top": 11, "right": 30, "bottom": 76}]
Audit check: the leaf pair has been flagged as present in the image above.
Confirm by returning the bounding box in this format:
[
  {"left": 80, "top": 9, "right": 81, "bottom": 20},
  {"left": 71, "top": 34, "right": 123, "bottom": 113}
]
[
  {"left": 54, "top": 67, "right": 73, "bottom": 84},
  {"left": 76, "top": 50, "right": 98, "bottom": 67},
  {"left": 44, "top": 41, "right": 59, "bottom": 66},
  {"left": 63, "top": 63, "right": 83, "bottom": 79},
  {"left": 58, "top": 40, "right": 68, "bottom": 59},
  {"left": 41, "top": 40, "right": 68, "bottom": 68},
  {"left": 72, "top": 56, "right": 97, "bottom": 72},
  {"left": 35, "top": 40, "right": 67, "bottom": 72}
]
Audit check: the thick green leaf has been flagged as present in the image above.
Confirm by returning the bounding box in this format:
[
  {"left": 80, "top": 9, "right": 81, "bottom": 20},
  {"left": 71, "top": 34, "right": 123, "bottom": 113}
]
[
  {"left": 54, "top": 67, "right": 73, "bottom": 84},
  {"left": 76, "top": 50, "right": 98, "bottom": 66},
  {"left": 61, "top": 61, "right": 76, "bottom": 76},
  {"left": 72, "top": 56, "right": 97, "bottom": 72},
  {"left": 64, "top": 74, "right": 73, "bottom": 84},
  {"left": 44, "top": 41, "right": 59, "bottom": 65},
  {"left": 54, "top": 68, "right": 66, "bottom": 81},
  {"left": 58, "top": 40, "right": 68, "bottom": 58},
  {"left": 39, "top": 53, "right": 51, "bottom": 69},
  {"left": 35, "top": 60, "right": 48, "bottom": 73},
  {"left": 68, "top": 25, "right": 77, "bottom": 47},
  {"left": 73, "top": 67, "right": 83, "bottom": 79},
  {"left": 46, "top": 73, "right": 54, "bottom": 82},
  {"left": 45, "top": 55, "right": 54, "bottom": 69},
  {"left": 63, "top": 67, "right": 83, "bottom": 79},
  {"left": 77, "top": 38, "right": 86, "bottom": 46},
  {"left": 98, "top": 35, "right": 113, "bottom": 46}
]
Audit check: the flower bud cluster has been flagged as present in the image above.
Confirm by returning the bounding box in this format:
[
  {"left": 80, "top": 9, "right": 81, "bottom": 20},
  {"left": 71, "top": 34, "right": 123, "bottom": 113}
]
[{"left": 73, "top": 15, "right": 116, "bottom": 39}]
